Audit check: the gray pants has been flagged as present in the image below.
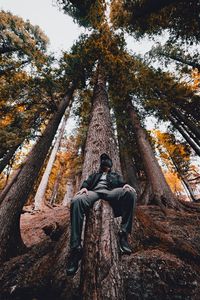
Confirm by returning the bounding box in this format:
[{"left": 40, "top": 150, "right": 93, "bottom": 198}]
[{"left": 70, "top": 188, "right": 136, "bottom": 249}]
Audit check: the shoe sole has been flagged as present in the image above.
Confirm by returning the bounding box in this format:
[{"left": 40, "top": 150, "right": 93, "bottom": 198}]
[
  {"left": 66, "top": 258, "right": 82, "bottom": 277},
  {"left": 119, "top": 245, "right": 132, "bottom": 255}
]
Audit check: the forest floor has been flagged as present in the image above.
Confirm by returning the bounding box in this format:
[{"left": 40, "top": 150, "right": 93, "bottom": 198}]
[{"left": 18, "top": 203, "right": 200, "bottom": 300}]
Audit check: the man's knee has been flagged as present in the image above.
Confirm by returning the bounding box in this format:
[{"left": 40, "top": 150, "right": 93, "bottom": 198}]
[
  {"left": 71, "top": 195, "right": 83, "bottom": 208},
  {"left": 124, "top": 189, "right": 137, "bottom": 202}
]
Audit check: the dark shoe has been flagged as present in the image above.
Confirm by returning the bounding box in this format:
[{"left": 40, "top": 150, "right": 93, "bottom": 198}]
[
  {"left": 66, "top": 246, "right": 83, "bottom": 276},
  {"left": 118, "top": 231, "right": 132, "bottom": 255}
]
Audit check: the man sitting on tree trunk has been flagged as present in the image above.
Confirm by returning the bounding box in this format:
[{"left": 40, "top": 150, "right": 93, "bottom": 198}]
[{"left": 66, "top": 153, "right": 137, "bottom": 276}]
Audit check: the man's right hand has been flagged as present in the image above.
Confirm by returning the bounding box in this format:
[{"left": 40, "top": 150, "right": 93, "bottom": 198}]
[{"left": 76, "top": 188, "right": 88, "bottom": 195}]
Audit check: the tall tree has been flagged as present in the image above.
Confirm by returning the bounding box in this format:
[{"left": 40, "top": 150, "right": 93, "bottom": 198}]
[
  {"left": 127, "top": 100, "right": 180, "bottom": 209},
  {"left": 0, "top": 87, "right": 74, "bottom": 262},
  {"left": 34, "top": 112, "right": 70, "bottom": 211},
  {"left": 80, "top": 65, "right": 124, "bottom": 299}
]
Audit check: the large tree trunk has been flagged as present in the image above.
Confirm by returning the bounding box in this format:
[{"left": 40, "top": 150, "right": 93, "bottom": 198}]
[
  {"left": 127, "top": 101, "right": 180, "bottom": 210},
  {"left": 0, "top": 90, "right": 73, "bottom": 263},
  {"left": 80, "top": 65, "right": 125, "bottom": 300},
  {"left": 34, "top": 113, "right": 69, "bottom": 211}
]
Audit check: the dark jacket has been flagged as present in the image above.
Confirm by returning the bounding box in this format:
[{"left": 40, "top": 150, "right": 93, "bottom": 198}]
[
  {"left": 80, "top": 171, "right": 126, "bottom": 191},
  {"left": 80, "top": 171, "right": 127, "bottom": 217}
]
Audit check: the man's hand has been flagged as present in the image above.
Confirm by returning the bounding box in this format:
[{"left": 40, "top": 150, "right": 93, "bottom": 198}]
[
  {"left": 76, "top": 188, "right": 89, "bottom": 195},
  {"left": 123, "top": 184, "right": 136, "bottom": 193}
]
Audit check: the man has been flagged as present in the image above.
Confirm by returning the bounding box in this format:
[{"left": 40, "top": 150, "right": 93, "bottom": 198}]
[{"left": 66, "top": 153, "right": 137, "bottom": 276}]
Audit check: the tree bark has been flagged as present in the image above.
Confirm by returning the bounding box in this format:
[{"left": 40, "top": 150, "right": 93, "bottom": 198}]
[
  {"left": 80, "top": 65, "right": 125, "bottom": 300},
  {"left": 34, "top": 113, "right": 69, "bottom": 210},
  {"left": 116, "top": 117, "right": 139, "bottom": 193},
  {"left": 62, "top": 178, "right": 74, "bottom": 207},
  {"left": 127, "top": 101, "right": 180, "bottom": 210},
  {"left": 0, "top": 89, "right": 74, "bottom": 263},
  {"left": 49, "top": 168, "right": 62, "bottom": 206}
]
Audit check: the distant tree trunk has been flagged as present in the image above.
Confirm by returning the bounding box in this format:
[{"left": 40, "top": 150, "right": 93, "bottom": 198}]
[
  {"left": 160, "top": 52, "right": 200, "bottom": 71},
  {"left": 169, "top": 155, "right": 198, "bottom": 202},
  {"left": 34, "top": 113, "right": 69, "bottom": 211},
  {"left": 171, "top": 108, "right": 200, "bottom": 146},
  {"left": 49, "top": 168, "right": 62, "bottom": 206},
  {"left": 127, "top": 101, "right": 180, "bottom": 210},
  {"left": 80, "top": 65, "right": 125, "bottom": 300},
  {"left": 62, "top": 178, "right": 74, "bottom": 206},
  {"left": 181, "top": 176, "right": 197, "bottom": 201},
  {"left": 169, "top": 115, "right": 200, "bottom": 157},
  {"left": 139, "top": 182, "right": 152, "bottom": 205},
  {"left": 0, "top": 89, "right": 74, "bottom": 263},
  {"left": 116, "top": 117, "right": 139, "bottom": 192},
  {"left": 0, "top": 144, "right": 20, "bottom": 174}
]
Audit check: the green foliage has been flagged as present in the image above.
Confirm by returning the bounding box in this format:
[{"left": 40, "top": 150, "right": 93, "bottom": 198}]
[
  {"left": 111, "top": 0, "right": 200, "bottom": 44},
  {"left": 148, "top": 41, "right": 200, "bottom": 73},
  {"left": 56, "top": 0, "right": 106, "bottom": 28}
]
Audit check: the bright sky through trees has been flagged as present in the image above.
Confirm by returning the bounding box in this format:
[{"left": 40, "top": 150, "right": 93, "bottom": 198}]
[{"left": 0, "top": 0, "right": 155, "bottom": 55}]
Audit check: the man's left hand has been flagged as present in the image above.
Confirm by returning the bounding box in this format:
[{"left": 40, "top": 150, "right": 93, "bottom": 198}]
[{"left": 123, "top": 184, "right": 136, "bottom": 193}]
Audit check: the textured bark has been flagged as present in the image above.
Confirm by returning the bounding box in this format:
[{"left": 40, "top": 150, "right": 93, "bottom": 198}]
[
  {"left": 169, "top": 115, "right": 200, "bottom": 157},
  {"left": 34, "top": 113, "right": 69, "bottom": 210},
  {"left": 49, "top": 168, "right": 62, "bottom": 205},
  {"left": 0, "top": 207, "right": 80, "bottom": 300},
  {"left": 62, "top": 179, "right": 74, "bottom": 206},
  {"left": 128, "top": 101, "right": 180, "bottom": 210},
  {"left": 116, "top": 116, "right": 139, "bottom": 193},
  {"left": 1, "top": 204, "right": 200, "bottom": 299},
  {"left": 80, "top": 66, "right": 125, "bottom": 300},
  {"left": 0, "top": 90, "right": 73, "bottom": 263},
  {"left": 0, "top": 167, "right": 23, "bottom": 205}
]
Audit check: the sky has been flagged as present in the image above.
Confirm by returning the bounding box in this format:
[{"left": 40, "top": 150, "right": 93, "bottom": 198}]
[{"left": 0, "top": 0, "right": 155, "bottom": 55}]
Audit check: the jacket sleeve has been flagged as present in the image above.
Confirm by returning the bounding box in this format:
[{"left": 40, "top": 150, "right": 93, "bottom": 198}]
[
  {"left": 80, "top": 173, "right": 94, "bottom": 190},
  {"left": 117, "top": 174, "right": 127, "bottom": 187}
]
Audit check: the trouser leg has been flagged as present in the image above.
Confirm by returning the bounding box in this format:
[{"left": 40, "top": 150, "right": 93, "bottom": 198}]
[
  {"left": 104, "top": 188, "right": 137, "bottom": 234},
  {"left": 120, "top": 189, "right": 137, "bottom": 233},
  {"left": 70, "top": 191, "right": 100, "bottom": 249}
]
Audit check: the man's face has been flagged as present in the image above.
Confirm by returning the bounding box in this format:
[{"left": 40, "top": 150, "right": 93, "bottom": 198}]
[{"left": 100, "top": 158, "right": 112, "bottom": 171}]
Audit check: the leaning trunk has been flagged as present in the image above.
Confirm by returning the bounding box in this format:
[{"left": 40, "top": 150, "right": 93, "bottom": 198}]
[
  {"left": 169, "top": 115, "right": 200, "bottom": 157},
  {"left": 80, "top": 65, "right": 125, "bottom": 299},
  {"left": 128, "top": 101, "right": 180, "bottom": 209},
  {"left": 0, "top": 144, "right": 20, "bottom": 174},
  {"left": 0, "top": 90, "right": 73, "bottom": 263},
  {"left": 171, "top": 109, "right": 200, "bottom": 147},
  {"left": 173, "top": 108, "right": 200, "bottom": 139},
  {"left": 34, "top": 112, "right": 69, "bottom": 210}
]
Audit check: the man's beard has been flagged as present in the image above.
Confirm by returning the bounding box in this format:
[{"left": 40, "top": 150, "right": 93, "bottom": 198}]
[{"left": 100, "top": 164, "right": 110, "bottom": 172}]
